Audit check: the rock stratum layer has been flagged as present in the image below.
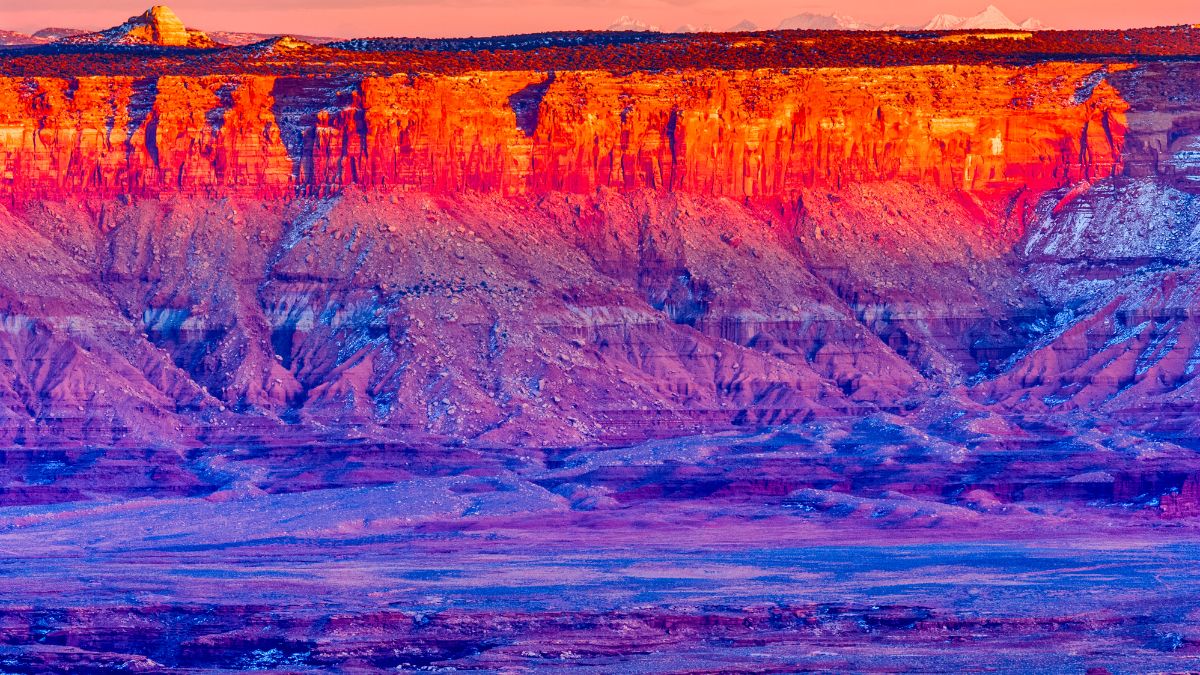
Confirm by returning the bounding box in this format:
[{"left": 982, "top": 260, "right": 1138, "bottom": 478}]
[{"left": 0, "top": 65, "right": 1129, "bottom": 202}]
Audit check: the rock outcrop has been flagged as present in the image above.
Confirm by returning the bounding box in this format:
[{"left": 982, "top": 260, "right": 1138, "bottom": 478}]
[{"left": 61, "top": 5, "right": 213, "bottom": 48}]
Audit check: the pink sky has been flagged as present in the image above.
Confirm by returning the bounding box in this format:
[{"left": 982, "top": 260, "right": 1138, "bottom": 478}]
[{"left": 5, "top": 0, "right": 1197, "bottom": 38}]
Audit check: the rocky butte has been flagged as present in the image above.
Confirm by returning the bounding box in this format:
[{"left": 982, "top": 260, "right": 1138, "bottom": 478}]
[
  {"left": 59, "top": 4, "right": 215, "bottom": 47},
  {"left": 1, "top": 6, "right": 1200, "bottom": 671}
]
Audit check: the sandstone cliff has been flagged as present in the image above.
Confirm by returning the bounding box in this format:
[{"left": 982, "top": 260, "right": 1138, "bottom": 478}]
[{"left": 0, "top": 65, "right": 1129, "bottom": 205}]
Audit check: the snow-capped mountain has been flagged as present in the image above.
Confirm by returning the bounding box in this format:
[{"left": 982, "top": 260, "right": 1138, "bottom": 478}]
[
  {"left": 922, "top": 5, "right": 1046, "bottom": 31},
  {"left": 923, "top": 13, "right": 967, "bottom": 30},
  {"left": 778, "top": 13, "right": 869, "bottom": 30},
  {"left": 607, "top": 16, "right": 660, "bottom": 32},
  {"left": 728, "top": 20, "right": 760, "bottom": 32}
]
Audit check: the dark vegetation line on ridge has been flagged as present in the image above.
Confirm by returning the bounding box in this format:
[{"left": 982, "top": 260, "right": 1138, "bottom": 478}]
[{"left": 2, "top": 26, "right": 1199, "bottom": 77}]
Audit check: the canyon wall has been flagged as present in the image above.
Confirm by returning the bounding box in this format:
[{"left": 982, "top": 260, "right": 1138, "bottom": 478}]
[
  {"left": 0, "top": 64, "right": 1129, "bottom": 201},
  {"left": 0, "top": 59, "right": 1198, "bottom": 447}
]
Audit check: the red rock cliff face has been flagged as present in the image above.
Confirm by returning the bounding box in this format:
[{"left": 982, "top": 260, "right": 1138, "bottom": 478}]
[{"left": 0, "top": 64, "right": 1127, "bottom": 200}]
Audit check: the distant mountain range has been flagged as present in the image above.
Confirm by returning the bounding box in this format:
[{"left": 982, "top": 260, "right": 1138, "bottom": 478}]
[
  {"left": 777, "top": 13, "right": 883, "bottom": 31},
  {"left": 0, "top": 3, "right": 1050, "bottom": 46},
  {"left": 0, "top": 27, "right": 85, "bottom": 46},
  {"left": 608, "top": 5, "right": 1048, "bottom": 33},
  {"left": 607, "top": 16, "right": 661, "bottom": 32},
  {"left": 922, "top": 5, "right": 1045, "bottom": 30}
]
